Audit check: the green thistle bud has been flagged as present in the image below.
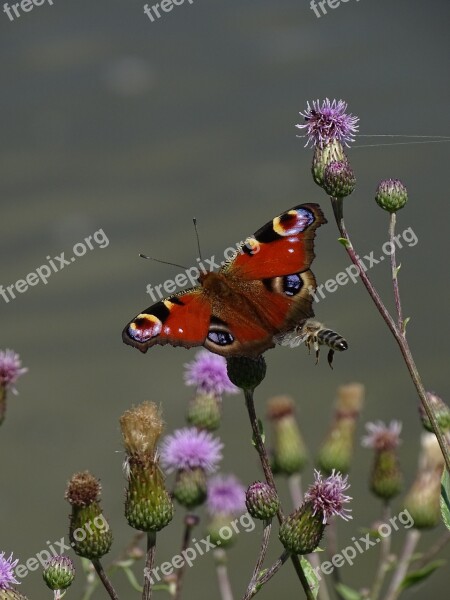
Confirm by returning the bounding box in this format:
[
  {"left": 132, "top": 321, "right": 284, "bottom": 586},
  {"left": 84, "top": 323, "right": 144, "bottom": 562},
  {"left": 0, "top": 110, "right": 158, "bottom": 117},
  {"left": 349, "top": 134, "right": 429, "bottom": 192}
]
[
  {"left": 419, "top": 392, "right": 450, "bottom": 433},
  {"left": 362, "top": 420, "right": 403, "bottom": 501},
  {"left": 375, "top": 179, "right": 408, "bottom": 213},
  {"left": 226, "top": 356, "right": 266, "bottom": 391},
  {"left": 207, "top": 515, "right": 238, "bottom": 549},
  {"left": 312, "top": 139, "right": 348, "bottom": 188},
  {"left": 65, "top": 471, "right": 113, "bottom": 560},
  {"left": 173, "top": 468, "right": 207, "bottom": 509},
  {"left": 42, "top": 556, "right": 75, "bottom": 591},
  {"left": 279, "top": 502, "right": 325, "bottom": 555},
  {"left": 370, "top": 450, "right": 402, "bottom": 500},
  {"left": 186, "top": 393, "right": 222, "bottom": 431},
  {"left": 267, "top": 396, "right": 308, "bottom": 475},
  {"left": 323, "top": 161, "right": 356, "bottom": 198},
  {"left": 0, "top": 590, "right": 29, "bottom": 600},
  {"left": 245, "top": 481, "right": 280, "bottom": 520},
  {"left": 317, "top": 383, "right": 364, "bottom": 475},
  {"left": 404, "top": 433, "right": 445, "bottom": 529},
  {"left": 120, "top": 402, "right": 174, "bottom": 532}
]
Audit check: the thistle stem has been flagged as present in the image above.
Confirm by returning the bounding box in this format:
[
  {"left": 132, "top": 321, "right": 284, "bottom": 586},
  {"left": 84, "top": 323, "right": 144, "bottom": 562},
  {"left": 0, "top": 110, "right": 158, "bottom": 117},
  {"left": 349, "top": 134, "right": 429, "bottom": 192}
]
[
  {"left": 0, "top": 385, "right": 7, "bottom": 426},
  {"left": 384, "top": 529, "right": 421, "bottom": 600},
  {"left": 330, "top": 196, "right": 450, "bottom": 473},
  {"left": 388, "top": 213, "right": 404, "bottom": 332},
  {"left": 91, "top": 559, "right": 120, "bottom": 600},
  {"left": 174, "top": 514, "right": 198, "bottom": 600},
  {"left": 370, "top": 503, "right": 392, "bottom": 600},
  {"left": 243, "top": 388, "right": 315, "bottom": 600},
  {"left": 242, "top": 550, "right": 291, "bottom": 600},
  {"left": 214, "top": 549, "right": 234, "bottom": 600},
  {"left": 244, "top": 520, "right": 272, "bottom": 599},
  {"left": 142, "top": 531, "right": 157, "bottom": 600}
]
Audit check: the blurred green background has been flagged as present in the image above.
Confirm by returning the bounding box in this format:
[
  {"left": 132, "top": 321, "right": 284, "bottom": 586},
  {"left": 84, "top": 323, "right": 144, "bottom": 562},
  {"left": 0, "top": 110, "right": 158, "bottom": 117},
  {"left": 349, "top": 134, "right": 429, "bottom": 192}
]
[{"left": 1, "top": 0, "right": 449, "bottom": 597}]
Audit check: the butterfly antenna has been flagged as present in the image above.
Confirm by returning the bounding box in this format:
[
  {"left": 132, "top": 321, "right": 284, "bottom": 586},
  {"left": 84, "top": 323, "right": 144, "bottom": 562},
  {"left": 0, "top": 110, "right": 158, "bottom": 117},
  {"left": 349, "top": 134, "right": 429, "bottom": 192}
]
[
  {"left": 193, "top": 218, "right": 203, "bottom": 261},
  {"left": 139, "top": 254, "right": 188, "bottom": 270}
]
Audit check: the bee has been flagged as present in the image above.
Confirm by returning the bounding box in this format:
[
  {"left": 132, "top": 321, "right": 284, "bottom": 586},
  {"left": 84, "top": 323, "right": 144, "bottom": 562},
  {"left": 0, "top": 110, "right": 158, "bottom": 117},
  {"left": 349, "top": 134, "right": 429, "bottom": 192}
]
[{"left": 274, "top": 319, "right": 348, "bottom": 368}]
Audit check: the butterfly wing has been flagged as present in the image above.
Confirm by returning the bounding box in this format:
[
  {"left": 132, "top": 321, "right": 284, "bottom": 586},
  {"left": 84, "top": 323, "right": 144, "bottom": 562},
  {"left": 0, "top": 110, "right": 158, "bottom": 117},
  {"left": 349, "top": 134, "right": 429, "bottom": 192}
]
[
  {"left": 220, "top": 203, "right": 326, "bottom": 332},
  {"left": 122, "top": 288, "right": 211, "bottom": 353}
]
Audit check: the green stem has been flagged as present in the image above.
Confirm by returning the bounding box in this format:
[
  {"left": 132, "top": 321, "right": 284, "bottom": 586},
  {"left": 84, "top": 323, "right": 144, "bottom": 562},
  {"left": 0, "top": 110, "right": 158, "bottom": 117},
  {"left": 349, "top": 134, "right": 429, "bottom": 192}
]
[
  {"left": 370, "top": 503, "right": 392, "bottom": 600},
  {"left": 330, "top": 196, "right": 450, "bottom": 474},
  {"left": 244, "top": 388, "right": 314, "bottom": 600},
  {"left": 91, "top": 559, "right": 120, "bottom": 600},
  {"left": 142, "top": 531, "right": 157, "bottom": 600},
  {"left": 214, "top": 549, "right": 234, "bottom": 600},
  {"left": 384, "top": 529, "right": 421, "bottom": 600},
  {"left": 243, "top": 550, "right": 291, "bottom": 600}
]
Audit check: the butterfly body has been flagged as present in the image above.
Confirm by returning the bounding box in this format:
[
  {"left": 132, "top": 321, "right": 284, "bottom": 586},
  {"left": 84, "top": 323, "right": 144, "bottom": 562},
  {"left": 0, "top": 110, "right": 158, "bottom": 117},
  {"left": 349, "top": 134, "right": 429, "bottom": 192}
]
[{"left": 123, "top": 203, "right": 326, "bottom": 357}]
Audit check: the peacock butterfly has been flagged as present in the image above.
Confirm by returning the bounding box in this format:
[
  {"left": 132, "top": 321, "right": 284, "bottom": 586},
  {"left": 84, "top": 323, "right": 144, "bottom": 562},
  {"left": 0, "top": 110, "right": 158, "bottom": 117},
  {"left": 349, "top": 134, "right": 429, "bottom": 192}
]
[{"left": 122, "top": 203, "right": 326, "bottom": 357}]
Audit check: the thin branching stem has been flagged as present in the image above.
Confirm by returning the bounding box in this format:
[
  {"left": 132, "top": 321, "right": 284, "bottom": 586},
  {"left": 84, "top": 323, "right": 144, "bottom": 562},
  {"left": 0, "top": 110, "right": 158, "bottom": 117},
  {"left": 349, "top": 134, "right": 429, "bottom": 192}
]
[
  {"left": 244, "top": 519, "right": 272, "bottom": 598},
  {"left": 384, "top": 529, "right": 421, "bottom": 600},
  {"left": 243, "top": 550, "right": 291, "bottom": 600},
  {"left": 330, "top": 196, "right": 450, "bottom": 473},
  {"left": 244, "top": 388, "right": 315, "bottom": 600},
  {"left": 91, "top": 559, "right": 120, "bottom": 600},
  {"left": 214, "top": 549, "right": 234, "bottom": 600},
  {"left": 142, "top": 531, "right": 157, "bottom": 600},
  {"left": 412, "top": 530, "right": 450, "bottom": 569},
  {"left": 388, "top": 213, "right": 404, "bottom": 332},
  {"left": 174, "top": 514, "right": 198, "bottom": 600},
  {"left": 370, "top": 503, "right": 392, "bottom": 600}
]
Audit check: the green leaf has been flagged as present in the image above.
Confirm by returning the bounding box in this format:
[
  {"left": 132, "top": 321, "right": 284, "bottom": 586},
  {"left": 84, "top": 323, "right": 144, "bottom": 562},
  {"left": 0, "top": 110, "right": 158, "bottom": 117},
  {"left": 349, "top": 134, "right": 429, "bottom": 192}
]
[
  {"left": 440, "top": 469, "right": 450, "bottom": 531},
  {"left": 301, "top": 557, "right": 320, "bottom": 599},
  {"left": 338, "top": 237, "right": 350, "bottom": 248},
  {"left": 394, "top": 263, "right": 402, "bottom": 277},
  {"left": 334, "top": 583, "right": 363, "bottom": 600},
  {"left": 403, "top": 316, "right": 411, "bottom": 330},
  {"left": 400, "top": 560, "right": 446, "bottom": 590}
]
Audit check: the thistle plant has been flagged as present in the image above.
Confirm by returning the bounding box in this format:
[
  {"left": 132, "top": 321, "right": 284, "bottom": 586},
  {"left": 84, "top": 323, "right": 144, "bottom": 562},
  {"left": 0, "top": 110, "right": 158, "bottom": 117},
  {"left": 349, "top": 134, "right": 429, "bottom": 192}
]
[{"left": 3, "top": 100, "right": 450, "bottom": 600}]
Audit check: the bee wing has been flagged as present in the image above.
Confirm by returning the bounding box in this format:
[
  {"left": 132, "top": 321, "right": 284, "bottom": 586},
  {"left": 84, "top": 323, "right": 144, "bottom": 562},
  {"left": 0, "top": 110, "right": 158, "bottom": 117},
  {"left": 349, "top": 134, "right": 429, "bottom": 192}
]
[{"left": 273, "top": 328, "right": 308, "bottom": 348}]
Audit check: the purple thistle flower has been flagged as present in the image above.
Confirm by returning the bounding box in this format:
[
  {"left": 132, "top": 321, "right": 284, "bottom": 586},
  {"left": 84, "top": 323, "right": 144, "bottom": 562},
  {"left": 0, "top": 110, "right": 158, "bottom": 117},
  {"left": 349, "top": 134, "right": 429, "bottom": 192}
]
[
  {"left": 362, "top": 420, "right": 402, "bottom": 451},
  {"left": 184, "top": 350, "right": 238, "bottom": 396},
  {"left": 207, "top": 474, "right": 246, "bottom": 516},
  {"left": 304, "top": 470, "right": 352, "bottom": 524},
  {"left": 160, "top": 427, "right": 223, "bottom": 474},
  {"left": 0, "top": 551, "right": 20, "bottom": 590},
  {"left": 0, "top": 349, "right": 27, "bottom": 394},
  {"left": 297, "top": 98, "right": 359, "bottom": 148}
]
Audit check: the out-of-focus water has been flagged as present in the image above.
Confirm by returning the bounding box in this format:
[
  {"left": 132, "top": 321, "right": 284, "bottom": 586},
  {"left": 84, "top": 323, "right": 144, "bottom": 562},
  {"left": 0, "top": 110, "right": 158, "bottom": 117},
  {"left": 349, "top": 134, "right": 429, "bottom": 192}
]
[{"left": 1, "top": 0, "right": 449, "bottom": 598}]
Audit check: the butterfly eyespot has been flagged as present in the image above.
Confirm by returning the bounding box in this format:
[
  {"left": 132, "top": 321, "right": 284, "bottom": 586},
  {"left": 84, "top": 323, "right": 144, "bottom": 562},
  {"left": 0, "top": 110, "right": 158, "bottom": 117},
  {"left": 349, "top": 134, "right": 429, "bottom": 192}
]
[
  {"left": 207, "top": 329, "right": 235, "bottom": 346},
  {"left": 282, "top": 273, "right": 303, "bottom": 296},
  {"left": 273, "top": 208, "right": 314, "bottom": 237},
  {"left": 128, "top": 314, "right": 162, "bottom": 342}
]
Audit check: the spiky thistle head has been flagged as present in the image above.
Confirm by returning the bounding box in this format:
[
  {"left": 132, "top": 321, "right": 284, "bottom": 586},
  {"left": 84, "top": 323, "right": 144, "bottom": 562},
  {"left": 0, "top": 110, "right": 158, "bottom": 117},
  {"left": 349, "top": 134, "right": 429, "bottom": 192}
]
[{"left": 297, "top": 99, "right": 359, "bottom": 148}]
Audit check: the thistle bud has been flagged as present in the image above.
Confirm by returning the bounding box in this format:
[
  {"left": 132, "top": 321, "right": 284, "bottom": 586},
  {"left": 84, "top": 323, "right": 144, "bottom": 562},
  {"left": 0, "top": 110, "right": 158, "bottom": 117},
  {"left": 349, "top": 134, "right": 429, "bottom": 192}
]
[
  {"left": 362, "top": 421, "right": 403, "bottom": 500},
  {"left": 42, "top": 556, "right": 75, "bottom": 591},
  {"left": 245, "top": 482, "right": 280, "bottom": 520},
  {"left": 226, "top": 356, "right": 266, "bottom": 391},
  {"left": 323, "top": 161, "right": 356, "bottom": 198},
  {"left": 121, "top": 402, "right": 174, "bottom": 532},
  {"left": 419, "top": 392, "right": 450, "bottom": 433},
  {"left": 65, "top": 471, "right": 113, "bottom": 559},
  {"left": 317, "top": 383, "right": 364, "bottom": 474},
  {"left": 279, "top": 470, "right": 351, "bottom": 554},
  {"left": 206, "top": 474, "right": 246, "bottom": 548},
  {"left": 207, "top": 515, "right": 239, "bottom": 548},
  {"left": 173, "top": 468, "right": 207, "bottom": 509},
  {"left": 375, "top": 179, "right": 408, "bottom": 213},
  {"left": 312, "top": 139, "right": 348, "bottom": 188},
  {"left": 404, "top": 433, "right": 445, "bottom": 529},
  {"left": 267, "top": 396, "right": 308, "bottom": 476},
  {"left": 187, "top": 393, "right": 222, "bottom": 431}
]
